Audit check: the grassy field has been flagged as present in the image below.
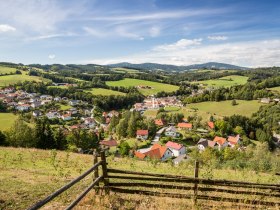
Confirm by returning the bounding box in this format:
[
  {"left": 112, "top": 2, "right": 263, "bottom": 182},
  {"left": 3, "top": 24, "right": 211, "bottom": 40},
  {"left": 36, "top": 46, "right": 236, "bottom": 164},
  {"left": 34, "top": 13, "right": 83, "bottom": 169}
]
[
  {"left": 268, "top": 86, "right": 280, "bottom": 92},
  {"left": 144, "top": 100, "right": 265, "bottom": 121},
  {"left": 112, "top": 68, "right": 141, "bottom": 74},
  {"left": 194, "top": 75, "right": 248, "bottom": 88},
  {"left": 0, "top": 113, "right": 18, "bottom": 131},
  {"left": 59, "top": 104, "right": 72, "bottom": 110},
  {"left": 0, "top": 66, "right": 17, "bottom": 74},
  {"left": 48, "top": 85, "right": 68, "bottom": 89},
  {"left": 0, "top": 147, "right": 279, "bottom": 209},
  {"left": 85, "top": 88, "right": 126, "bottom": 96},
  {"left": 106, "top": 78, "right": 179, "bottom": 96},
  {"left": 0, "top": 74, "right": 42, "bottom": 87}
]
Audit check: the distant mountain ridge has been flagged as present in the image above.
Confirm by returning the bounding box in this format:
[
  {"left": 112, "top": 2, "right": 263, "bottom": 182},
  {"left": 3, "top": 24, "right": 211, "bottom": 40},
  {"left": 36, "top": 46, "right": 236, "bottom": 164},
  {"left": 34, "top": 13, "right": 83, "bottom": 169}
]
[{"left": 108, "top": 62, "right": 249, "bottom": 71}]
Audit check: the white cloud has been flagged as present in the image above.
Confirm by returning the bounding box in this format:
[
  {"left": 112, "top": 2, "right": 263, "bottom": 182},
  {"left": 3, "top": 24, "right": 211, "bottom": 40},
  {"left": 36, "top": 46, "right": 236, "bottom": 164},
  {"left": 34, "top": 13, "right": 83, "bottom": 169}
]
[
  {"left": 115, "top": 26, "right": 144, "bottom": 40},
  {"left": 83, "top": 27, "right": 105, "bottom": 38},
  {"left": 208, "top": 35, "right": 228, "bottom": 41},
  {"left": 26, "top": 32, "right": 76, "bottom": 41},
  {"left": 0, "top": 24, "right": 16, "bottom": 33},
  {"left": 86, "top": 39, "right": 280, "bottom": 67},
  {"left": 149, "top": 26, "right": 160, "bottom": 37},
  {"left": 48, "top": 54, "right": 56, "bottom": 59},
  {"left": 154, "top": 38, "right": 202, "bottom": 51}
]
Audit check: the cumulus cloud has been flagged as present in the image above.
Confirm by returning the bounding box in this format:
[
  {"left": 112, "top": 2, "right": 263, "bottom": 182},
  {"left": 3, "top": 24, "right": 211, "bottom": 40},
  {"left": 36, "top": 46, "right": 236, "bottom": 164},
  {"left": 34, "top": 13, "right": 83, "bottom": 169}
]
[
  {"left": 0, "top": 24, "right": 16, "bottom": 33},
  {"left": 87, "top": 39, "right": 280, "bottom": 67},
  {"left": 48, "top": 54, "right": 56, "bottom": 59},
  {"left": 154, "top": 38, "right": 202, "bottom": 51},
  {"left": 208, "top": 35, "right": 228, "bottom": 40}
]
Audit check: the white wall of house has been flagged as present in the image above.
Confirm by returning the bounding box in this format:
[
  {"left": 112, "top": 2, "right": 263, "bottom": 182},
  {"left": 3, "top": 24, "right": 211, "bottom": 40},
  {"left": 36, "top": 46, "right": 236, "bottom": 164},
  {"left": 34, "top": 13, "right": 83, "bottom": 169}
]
[
  {"left": 137, "top": 134, "right": 148, "bottom": 140},
  {"left": 168, "top": 147, "right": 186, "bottom": 157},
  {"left": 161, "top": 149, "right": 173, "bottom": 161}
]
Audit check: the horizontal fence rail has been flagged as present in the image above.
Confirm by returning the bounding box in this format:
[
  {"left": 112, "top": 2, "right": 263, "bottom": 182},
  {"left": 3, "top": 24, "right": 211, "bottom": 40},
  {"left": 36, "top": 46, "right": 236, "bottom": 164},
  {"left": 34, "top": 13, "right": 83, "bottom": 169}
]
[{"left": 107, "top": 167, "right": 280, "bottom": 207}]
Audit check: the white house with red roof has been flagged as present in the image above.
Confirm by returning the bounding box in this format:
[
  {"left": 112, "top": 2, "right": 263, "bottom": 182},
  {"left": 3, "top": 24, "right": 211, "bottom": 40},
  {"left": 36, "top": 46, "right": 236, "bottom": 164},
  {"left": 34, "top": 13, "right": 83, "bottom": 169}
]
[
  {"left": 136, "top": 130, "right": 149, "bottom": 140},
  {"left": 227, "top": 135, "right": 241, "bottom": 147},
  {"left": 177, "top": 122, "right": 192, "bottom": 130},
  {"left": 135, "top": 144, "right": 173, "bottom": 161},
  {"left": 213, "top": 136, "right": 228, "bottom": 149},
  {"left": 165, "top": 141, "right": 186, "bottom": 157}
]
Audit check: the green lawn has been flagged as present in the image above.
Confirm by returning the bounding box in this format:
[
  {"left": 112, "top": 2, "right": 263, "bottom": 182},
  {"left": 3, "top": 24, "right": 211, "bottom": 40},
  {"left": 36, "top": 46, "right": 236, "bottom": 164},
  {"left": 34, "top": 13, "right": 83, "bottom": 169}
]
[
  {"left": 0, "top": 66, "right": 17, "bottom": 74},
  {"left": 268, "top": 86, "right": 280, "bottom": 92},
  {"left": 106, "top": 78, "right": 179, "bottom": 96},
  {"left": 144, "top": 100, "right": 265, "bottom": 121},
  {"left": 188, "top": 100, "right": 264, "bottom": 118},
  {"left": 0, "top": 113, "right": 18, "bottom": 131},
  {"left": 194, "top": 75, "right": 248, "bottom": 88},
  {"left": 0, "top": 74, "right": 42, "bottom": 87},
  {"left": 164, "top": 106, "right": 181, "bottom": 111},
  {"left": 112, "top": 68, "right": 141, "bottom": 74},
  {"left": 85, "top": 88, "right": 126, "bottom": 96},
  {"left": 59, "top": 104, "right": 72, "bottom": 110}
]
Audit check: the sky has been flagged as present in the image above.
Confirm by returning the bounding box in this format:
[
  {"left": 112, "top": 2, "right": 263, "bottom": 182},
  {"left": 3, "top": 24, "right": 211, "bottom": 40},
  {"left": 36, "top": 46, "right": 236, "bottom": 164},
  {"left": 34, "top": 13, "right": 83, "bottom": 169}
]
[{"left": 0, "top": 0, "right": 279, "bottom": 67}]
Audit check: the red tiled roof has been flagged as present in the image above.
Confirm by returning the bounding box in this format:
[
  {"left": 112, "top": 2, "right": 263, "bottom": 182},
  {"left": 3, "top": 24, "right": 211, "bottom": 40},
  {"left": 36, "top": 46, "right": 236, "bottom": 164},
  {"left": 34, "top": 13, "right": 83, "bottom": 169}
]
[
  {"left": 213, "top": 136, "right": 227, "bottom": 145},
  {"left": 228, "top": 135, "right": 240, "bottom": 144},
  {"left": 155, "top": 119, "right": 165, "bottom": 126},
  {"left": 100, "top": 140, "right": 118, "bottom": 147},
  {"left": 177, "top": 123, "right": 192, "bottom": 129},
  {"left": 165, "top": 141, "right": 183, "bottom": 150},
  {"left": 134, "top": 151, "right": 146, "bottom": 159},
  {"left": 143, "top": 148, "right": 161, "bottom": 159},
  {"left": 136, "top": 130, "right": 148, "bottom": 135},
  {"left": 208, "top": 121, "right": 215, "bottom": 129}
]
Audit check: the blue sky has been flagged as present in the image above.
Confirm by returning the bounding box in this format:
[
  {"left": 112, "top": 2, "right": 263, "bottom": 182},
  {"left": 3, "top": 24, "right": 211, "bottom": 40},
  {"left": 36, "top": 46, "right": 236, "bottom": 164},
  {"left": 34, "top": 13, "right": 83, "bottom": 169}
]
[{"left": 0, "top": 0, "right": 279, "bottom": 67}]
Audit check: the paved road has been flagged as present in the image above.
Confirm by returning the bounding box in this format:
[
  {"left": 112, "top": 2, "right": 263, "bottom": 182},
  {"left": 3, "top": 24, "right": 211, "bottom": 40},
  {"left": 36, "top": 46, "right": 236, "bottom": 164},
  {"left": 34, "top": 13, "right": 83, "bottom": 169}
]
[{"left": 151, "top": 127, "right": 167, "bottom": 144}]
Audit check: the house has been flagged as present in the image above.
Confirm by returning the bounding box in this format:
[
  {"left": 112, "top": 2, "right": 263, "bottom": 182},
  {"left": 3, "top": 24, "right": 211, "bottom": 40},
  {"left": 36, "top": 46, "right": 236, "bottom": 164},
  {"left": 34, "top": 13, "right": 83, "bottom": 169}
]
[
  {"left": 68, "top": 108, "right": 78, "bottom": 115},
  {"left": 100, "top": 139, "right": 118, "bottom": 150},
  {"left": 54, "top": 97, "right": 61, "bottom": 101},
  {"left": 61, "top": 114, "right": 72, "bottom": 121},
  {"left": 83, "top": 117, "right": 96, "bottom": 128},
  {"left": 40, "top": 95, "right": 53, "bottom": 100},
  {"left": 227, "top": 135, "right": 241, "bottom": 147},
  {"left": 165, "top": 126, "right": 180, "bottom": 138},
  {"left": 41, "top": 100, "right": 52, "bottom": 105},
  {"left": 136, "top": 130, "right": 149, "bottom": 140},
  {"left": 31, "top": 101, "right": 41, "bottom": 108},
  {"left": 165, "top": 141, "right": 186, "bottom": 157},
  {"left": 32, "top": 110, "right": 42, "bottom": 117},
  {"left": 260, "top": 98, "right": 271, "bottom": 104},
  {"left": 173, "top": 154, "right": 187, "bottom": 165},
  {"left": 213, "top": 136, "right": 228, "bottom": 149},
  {"left": 197, "top": 138, "right": 218, "bottom": 151},
  {"left": 208, "top": 121, "right": 215, "bottom": 130},
  {"left": 142, "top": 144, "right": 173, "bottom": 161},
  {"left": 177, "top": 122, "right": 192, "bottom": 130},
  {"left": 46, "top": 112, "right": 60, "bottom": 119},
  {"left": 134, "top": 151, "right": 146, "bottom": 160},
  {"left": 69, "top": 100, "right": 80, "bottom": 106},
  {"left": 108, "top": 110, "right": 120, "bottom": 118},
  {"left": 155, "top": 119, "right": 165, "bottom": 126},
  {"left": 16, "top": 104, "right": 30, "bottom": 111}
]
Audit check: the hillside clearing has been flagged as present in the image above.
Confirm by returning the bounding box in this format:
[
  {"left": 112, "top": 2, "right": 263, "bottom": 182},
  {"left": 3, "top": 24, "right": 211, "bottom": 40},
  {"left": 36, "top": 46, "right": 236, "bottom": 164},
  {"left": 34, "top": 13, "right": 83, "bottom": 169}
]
[
  {"left": 85, "top": 88, "right": 126, "bottom": 96},
  {"left": 144, "top": 100, "right": 265, "bottom": 121},
  {"left": 0, "top": 113, "right": 18, "bottom": 131},
  {"left": 0, "top": 74, "right": 42, "bottom": 87},
  {"left": 193, "top": 75, "right": 248, "bottom": 88},
  {"left": 106, "top": 78, "right": 179, "bottom": 96},
  {"left": 0, "top": 66, "right": 17, "bottom": 74}
]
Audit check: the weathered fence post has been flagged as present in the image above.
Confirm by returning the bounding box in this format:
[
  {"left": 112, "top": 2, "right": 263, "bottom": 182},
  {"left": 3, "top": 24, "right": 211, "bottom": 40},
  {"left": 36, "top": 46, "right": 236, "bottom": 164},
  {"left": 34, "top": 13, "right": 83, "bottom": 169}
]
[
  {"left": 100, "top": 150, "right": 109, "bottom": 195},
  {"left": 93, "top": 150, "right": 99, "bottom": 193},
  {"left": 193, "top": 161, "right": 199, "bottom": 205}
]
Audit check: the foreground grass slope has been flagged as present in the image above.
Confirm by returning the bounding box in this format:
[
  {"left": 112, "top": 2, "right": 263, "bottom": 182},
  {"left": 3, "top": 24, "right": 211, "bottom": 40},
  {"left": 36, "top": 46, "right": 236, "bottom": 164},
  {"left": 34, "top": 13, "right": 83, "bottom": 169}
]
[
  {"left": 0, "top": 147, "right": 279, "bottom": 209},
  {"left": 106, "top": 78, "right": 179, "bottom": 95}
]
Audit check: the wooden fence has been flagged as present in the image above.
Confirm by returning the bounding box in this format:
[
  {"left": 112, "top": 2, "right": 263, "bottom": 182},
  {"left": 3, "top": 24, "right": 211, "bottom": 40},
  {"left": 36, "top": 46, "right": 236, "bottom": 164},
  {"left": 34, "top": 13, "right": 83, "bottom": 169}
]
[{"left": 28, "top": 153, "right": 280, "bottom": 209}]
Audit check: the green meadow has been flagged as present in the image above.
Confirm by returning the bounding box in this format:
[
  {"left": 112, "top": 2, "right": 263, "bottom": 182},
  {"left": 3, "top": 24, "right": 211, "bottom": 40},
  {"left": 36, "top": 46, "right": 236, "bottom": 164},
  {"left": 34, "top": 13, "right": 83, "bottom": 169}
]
[
  {"left": 268, "top": 86, "right": 280, "bottom": 92},
  {"left": 112, "top": 67, "right": 141, "bottom": 74},
  {"left": 85, "top": 88, "right": 126, "bottom": 96},
  {"left": 194, "top": 75, "right": 248, "bottom": 88},
  {"left": 0, "top": 74, "right": 42, "bottom": 87},
  {"left": 106, "top": 78, "right": 179, "bottom": 96},
  {"left": 0, "top": 66, "right": 17, "bottom": 74},
  {"left": 144, "top": 100, "right": 264, "bottom": 121},
  {"left": 0, "top": 113, "right": 18, "bottom": 131}
]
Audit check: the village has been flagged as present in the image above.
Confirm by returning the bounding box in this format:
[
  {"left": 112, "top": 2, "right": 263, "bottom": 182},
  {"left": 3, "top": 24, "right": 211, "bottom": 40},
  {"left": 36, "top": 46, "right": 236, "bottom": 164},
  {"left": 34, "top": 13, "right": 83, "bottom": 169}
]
[{"left": 0, "top": 86, "right": 277, "bottom": 165}]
